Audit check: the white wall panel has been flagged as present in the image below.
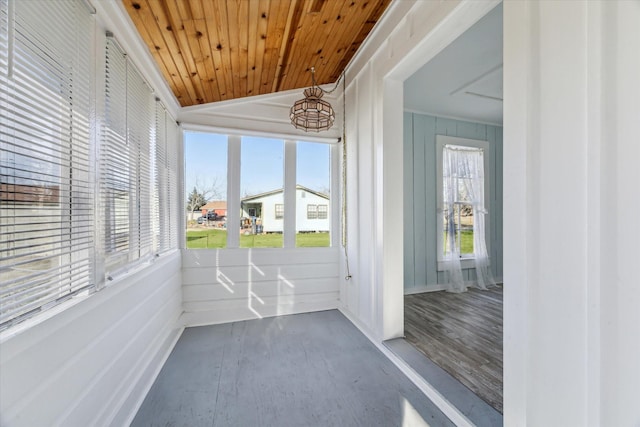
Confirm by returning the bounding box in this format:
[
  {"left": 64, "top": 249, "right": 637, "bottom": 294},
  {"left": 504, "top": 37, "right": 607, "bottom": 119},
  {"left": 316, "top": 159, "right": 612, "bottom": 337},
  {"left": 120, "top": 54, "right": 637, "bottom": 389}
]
[
  {"left": 503, "top": 1, "right": 640, "bottom": 425},
  {"left": 181, "top": 248, "right": 340, "bottom": 327},
  {"left": 342, "top": 81, "right": 361, "bottom": 317},
  {"left": 339, "top": 0, "right": 500, "bottom": 343},
  {"left": 403, "top": 113, "right": 503, "bottom": 292},
  {"left": 0, "top": 252, "right": 183, "bottom": 427}
]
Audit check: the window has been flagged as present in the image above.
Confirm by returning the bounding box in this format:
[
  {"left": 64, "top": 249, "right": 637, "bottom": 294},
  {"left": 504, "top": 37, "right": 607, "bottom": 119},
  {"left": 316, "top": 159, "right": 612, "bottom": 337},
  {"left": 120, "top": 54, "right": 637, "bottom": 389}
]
[
  {"left": 156, "top": 104, "right": 181, "bottom": 253},
  {"left": 317, "top": 204, "right": 328, "bottom": 220},
  {"left": 240, "top": 137, "right": 283, "bottom": 248},
  {"left": 436, "top": 135, "right": 490, "bottom": 269},
  {"left": 0, "top": 0, "right": 94, "bottom": 329},
  {"left": 296, "top": 141, "right": 330, "bottom": 247},
  {"left": 307, "top": 205, "right": 318, "bottom": 219},
  {"left": 0, "top": 1, "right": 180, "bottom": 331},
  {"left": 183, "top": 132, "right": 227, "bottom": 249},
  {"left": 101, "top": 36, "right": 159, "bottom": 276},
  {"left": 184, "top": 134, "right": 333, "bottom": 249}
]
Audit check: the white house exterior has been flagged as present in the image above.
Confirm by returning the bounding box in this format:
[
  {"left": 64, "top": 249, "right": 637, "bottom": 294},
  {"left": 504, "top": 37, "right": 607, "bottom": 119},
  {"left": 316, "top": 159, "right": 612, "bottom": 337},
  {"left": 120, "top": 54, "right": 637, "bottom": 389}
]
[{"left": 241, "top": 185, "right": 330, "bottom": 233}]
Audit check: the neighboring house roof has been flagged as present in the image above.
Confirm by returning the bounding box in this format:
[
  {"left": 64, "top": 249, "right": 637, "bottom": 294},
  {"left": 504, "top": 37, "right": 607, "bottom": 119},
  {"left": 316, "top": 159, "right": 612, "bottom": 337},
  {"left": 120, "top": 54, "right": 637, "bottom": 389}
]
[
  {"left": 201, "top": 201, "right": 227, "bottom": 211},
  {"left": 241, "top": 185, "right": 328, "bottom": 202}
]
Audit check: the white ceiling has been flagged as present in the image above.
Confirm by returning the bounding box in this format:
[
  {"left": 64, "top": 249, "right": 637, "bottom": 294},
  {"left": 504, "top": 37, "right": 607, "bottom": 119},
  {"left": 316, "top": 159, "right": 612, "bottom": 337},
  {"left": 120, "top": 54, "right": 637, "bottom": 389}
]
[{"left": 404, "top": 3, "right": 503, "bottom": 126}]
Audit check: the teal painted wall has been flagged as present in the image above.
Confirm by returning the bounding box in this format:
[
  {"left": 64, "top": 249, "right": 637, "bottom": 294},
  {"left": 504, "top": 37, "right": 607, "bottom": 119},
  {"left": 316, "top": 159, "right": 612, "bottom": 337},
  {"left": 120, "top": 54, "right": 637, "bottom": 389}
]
[{"left": 403, "top": 112, "right": 503, "bottom": 292}]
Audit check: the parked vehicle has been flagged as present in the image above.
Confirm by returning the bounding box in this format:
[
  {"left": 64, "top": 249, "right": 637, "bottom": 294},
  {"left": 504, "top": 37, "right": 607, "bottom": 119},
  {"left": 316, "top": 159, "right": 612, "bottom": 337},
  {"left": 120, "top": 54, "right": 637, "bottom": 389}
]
[{"left": 197, "top": 216, "right": 205, "bottom": 224}]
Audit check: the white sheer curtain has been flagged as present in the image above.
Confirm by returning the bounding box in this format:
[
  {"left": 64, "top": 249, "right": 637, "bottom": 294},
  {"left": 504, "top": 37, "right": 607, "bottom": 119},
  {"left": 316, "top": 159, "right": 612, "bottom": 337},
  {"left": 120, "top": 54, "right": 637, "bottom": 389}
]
[
  {"left": 442, "top": 144, "right": 495, "bottom": 292},
  {"left": 442, "top": 146, "right": 466, "bottom": 292}
]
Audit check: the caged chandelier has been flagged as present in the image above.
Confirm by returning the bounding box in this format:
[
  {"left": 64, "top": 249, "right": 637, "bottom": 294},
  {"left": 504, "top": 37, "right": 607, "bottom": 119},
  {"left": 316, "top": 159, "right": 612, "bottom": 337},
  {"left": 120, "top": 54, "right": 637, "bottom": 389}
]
[{"left": 290, "top": 67, "right": 336, "bottom": 132}]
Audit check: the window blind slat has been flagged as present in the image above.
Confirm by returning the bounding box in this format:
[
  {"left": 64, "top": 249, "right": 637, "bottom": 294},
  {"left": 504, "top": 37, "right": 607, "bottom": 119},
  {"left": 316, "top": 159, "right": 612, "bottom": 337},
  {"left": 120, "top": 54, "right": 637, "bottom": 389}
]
[
  {"left": 1, "top": 0, "right": 180, "bottom": 331},
  {"left": 0, "top": 0, "right": 94, "bottom": 330}
]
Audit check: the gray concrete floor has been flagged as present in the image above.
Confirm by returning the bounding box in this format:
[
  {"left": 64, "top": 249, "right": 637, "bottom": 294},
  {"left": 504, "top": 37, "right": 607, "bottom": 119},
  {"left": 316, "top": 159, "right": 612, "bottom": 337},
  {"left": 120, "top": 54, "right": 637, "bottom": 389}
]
[{"left": 132, "top": 310, "right": 454, "bottom": 427}]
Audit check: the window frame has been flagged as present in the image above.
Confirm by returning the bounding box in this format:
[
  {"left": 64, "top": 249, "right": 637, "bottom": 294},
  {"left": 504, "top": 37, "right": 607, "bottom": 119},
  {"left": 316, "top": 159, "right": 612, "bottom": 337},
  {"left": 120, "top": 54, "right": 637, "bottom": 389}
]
[
  {"left": 435, "top": 135, "right": 491, "bottom": 271},
  {"left": 317, "top": 204, "right": 328, "bottom": 220},
  {"left": 307, "top": 204, "right": 318, "bottom": 219},
  {"left": 275, "top": 204, "right": 284, "bottom": 219},
  {"left": 183, "top": 130, "right": 339, "bottom": 250},
  {"left": 0, "top": 7, "right": 181, "bottom": 331}
]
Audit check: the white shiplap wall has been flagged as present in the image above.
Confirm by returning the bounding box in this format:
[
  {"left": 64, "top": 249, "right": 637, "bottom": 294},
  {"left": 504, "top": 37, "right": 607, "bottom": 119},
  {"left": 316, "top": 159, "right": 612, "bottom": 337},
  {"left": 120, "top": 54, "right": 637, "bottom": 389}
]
[
  {"left": 181, "top": 248, "right": 340, "bottom": 326},
  {"left": 0, "top": 252, "right": 182, "bottom": 427}
]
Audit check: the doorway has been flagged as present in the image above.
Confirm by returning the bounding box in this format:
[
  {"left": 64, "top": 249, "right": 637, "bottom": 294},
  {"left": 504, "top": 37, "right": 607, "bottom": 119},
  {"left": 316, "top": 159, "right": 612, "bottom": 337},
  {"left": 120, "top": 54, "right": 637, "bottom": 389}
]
[{"left": 396, "top": 2, "right": 504, "bottom": 418}]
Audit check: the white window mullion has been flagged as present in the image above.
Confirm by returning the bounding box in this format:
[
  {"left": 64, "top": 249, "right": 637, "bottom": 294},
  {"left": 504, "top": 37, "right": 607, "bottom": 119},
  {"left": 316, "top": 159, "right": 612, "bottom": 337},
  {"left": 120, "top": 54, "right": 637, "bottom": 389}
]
[
  {"left": 283, "top": 140, "right": 296, "bottom": 248},
  {"left": 226, "top": 135, "right": 241, "bottom": 248}
]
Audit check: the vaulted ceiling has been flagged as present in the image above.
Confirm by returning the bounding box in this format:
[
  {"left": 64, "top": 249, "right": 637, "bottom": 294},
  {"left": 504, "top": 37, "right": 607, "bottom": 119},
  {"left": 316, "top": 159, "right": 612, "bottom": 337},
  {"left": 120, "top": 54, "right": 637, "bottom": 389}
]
[{"left": 123, "top": 0, "right": 392, "bottom": 107}]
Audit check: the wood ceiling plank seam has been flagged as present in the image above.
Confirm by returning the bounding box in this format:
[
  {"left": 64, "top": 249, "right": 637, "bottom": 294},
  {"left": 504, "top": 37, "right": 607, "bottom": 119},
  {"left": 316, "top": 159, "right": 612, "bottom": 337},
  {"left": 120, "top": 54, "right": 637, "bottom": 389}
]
[
  {"left": 177, "top": 0, "right": 211, "bottom": 101},
  {"left": 188, "top": 0, "right": 219, "bottom": 102},
  {"left": 272, "top": 0, "right": 303, "bottom": 93},
  {"left": 238, "top": 0, "right": 250, "bottom": 98},
  {"left": 161, "top": 0, "right": 207, "bottom": 104},
  {"left": 134, "top": 0, "right": 196, "bottom": 105},
  {"left": 303, "top": 0, "right": 349, "bottom": 86},
  {"left": 283, "top": 0, "right": 340, "bottom": 91},
  {"left": 183, "top": 19, "right": 214, "bottom": 104},
  {"left": 246, "top": 0, "right": 260, "bottom": 97},
  {"left": 122, "top": 2, "right": 182, "bottom": 101},
  {"left": 330, "top": 0, "right": 391, "bottom": 82},
  {"left": 210, "top": 0, "right": 235, "bottom": 100},
  {"left": 251, "top": 0, "right": 270, "bottom": 96},
  {"left": 173, "top": 0, "right": 209, "bottom": 103},
  {"left": 199, "top": 0, "right": 227, "bottom": 102},
  {"left": 203, "top": 0, "right": 233, "bottom": 100},
  {"left": 153, "top": 0, "right": 200, "bottom": 104},
  {"left": 278, "top": 0, "right": 320, "bottom": 91},
  {"left": 139, "top": 0, "right": 197, "bottom": 105},
  {"left": 286, "top": 0, "right": 343, "bottom": 90},
  {"left": 225, "top": 0, "right": 242, "bottom": 99},
  {"left": 314, "top": 0, "right": 369, "bottom": 84},
  {"left": 261, "top": 0, "right": 289, "bottom": 95}
]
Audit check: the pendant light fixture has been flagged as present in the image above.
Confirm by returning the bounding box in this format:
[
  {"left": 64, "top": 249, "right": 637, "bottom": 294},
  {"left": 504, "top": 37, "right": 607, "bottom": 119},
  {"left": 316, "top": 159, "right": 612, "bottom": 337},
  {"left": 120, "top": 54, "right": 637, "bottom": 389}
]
[{"left": 290, "top": 67, "right": 335, "bottom": 132}]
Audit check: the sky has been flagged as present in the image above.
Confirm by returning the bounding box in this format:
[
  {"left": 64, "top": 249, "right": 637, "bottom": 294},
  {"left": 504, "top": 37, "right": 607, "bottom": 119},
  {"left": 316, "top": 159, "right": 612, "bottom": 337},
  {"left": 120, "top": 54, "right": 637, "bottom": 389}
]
[{"left": 184, "top": 131, "right": 330, "bottom": 202}]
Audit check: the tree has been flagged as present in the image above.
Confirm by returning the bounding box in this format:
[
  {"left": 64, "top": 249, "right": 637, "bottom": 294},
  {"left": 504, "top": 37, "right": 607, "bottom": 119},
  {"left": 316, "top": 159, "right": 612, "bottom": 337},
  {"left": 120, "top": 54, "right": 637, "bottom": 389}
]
[
  {"left": 187, "top": 187, "right": 207, "bottom": 213},
  {"left": 185, "top": 176, "right": 223, "bottom": 215}
]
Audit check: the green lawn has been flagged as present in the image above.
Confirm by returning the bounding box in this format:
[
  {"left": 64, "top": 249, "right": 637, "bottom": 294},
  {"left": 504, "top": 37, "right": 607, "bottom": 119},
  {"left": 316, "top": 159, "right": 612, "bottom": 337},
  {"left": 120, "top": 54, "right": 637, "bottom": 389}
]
[
  {"left": 443, "top": 230, "right": 474, "bottom": 255},
  {"left": 460, "top": 230, "right": 474, "bottom": 254},
  {"left": 186, "top": 229, "right": 330, "bottom": 249},
  {"left": 186, "top": 229, "right": 227, "bottom": 248}
]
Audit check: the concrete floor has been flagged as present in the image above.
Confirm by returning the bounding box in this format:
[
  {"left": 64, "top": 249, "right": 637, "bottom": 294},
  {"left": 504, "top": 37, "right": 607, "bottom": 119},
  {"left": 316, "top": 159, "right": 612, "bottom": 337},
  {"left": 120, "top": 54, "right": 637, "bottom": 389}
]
[{"left": 132, "top": 310, "right": 454, "bottom": 427}]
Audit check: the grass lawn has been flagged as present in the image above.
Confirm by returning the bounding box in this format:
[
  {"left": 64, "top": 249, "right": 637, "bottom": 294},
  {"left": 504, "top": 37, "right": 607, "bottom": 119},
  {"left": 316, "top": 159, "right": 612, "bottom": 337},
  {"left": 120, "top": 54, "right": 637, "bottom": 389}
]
[
  {"left": 460, "top": 230, "right": 474, "bottom": 254},
  {"left": 444, "top": 230, "right": 474, "bottom": 255},
  {"left": 186, "top": 229, "right": 227, "bottom": 248},
  {"left": 186, "top": 229, "right": 330, "bottom": 249}
]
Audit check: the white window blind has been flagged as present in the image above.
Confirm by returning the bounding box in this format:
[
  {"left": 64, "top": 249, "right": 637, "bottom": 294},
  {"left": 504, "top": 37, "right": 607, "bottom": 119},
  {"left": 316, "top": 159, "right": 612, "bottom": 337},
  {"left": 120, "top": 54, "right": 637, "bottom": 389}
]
[
  {"left": 101, "top": 36, "right": 155, "bottom": 277},
  {"left": 155, "top": 102, "right": 169, "bottom": 253},
  {"left": 166, "top": 118, "right": 180, "bottom": 249},
  {"left": 0, "top": 0, "right": 94, "bottom": 329}
]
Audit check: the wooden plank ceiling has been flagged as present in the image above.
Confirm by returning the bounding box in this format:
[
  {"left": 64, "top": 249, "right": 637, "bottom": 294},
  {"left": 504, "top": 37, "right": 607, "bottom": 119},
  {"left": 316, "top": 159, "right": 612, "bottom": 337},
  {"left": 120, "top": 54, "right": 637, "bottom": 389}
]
[{"left": 122, "top": 0, "right": 392, "bottom": 107}]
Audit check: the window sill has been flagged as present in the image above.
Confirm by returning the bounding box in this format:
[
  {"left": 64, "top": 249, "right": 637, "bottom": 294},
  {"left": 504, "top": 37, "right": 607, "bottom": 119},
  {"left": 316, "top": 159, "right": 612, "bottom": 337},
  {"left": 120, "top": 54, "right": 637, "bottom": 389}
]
[{"left": 437, "top": 257, "right": 476, "bottom": 271}]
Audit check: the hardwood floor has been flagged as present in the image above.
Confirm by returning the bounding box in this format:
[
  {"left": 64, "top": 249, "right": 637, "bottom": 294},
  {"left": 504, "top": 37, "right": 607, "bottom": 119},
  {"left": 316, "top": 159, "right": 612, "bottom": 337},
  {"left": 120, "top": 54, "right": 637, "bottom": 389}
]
[{"left": 404, "top": 286, "right": 503, "bottom": 413}]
